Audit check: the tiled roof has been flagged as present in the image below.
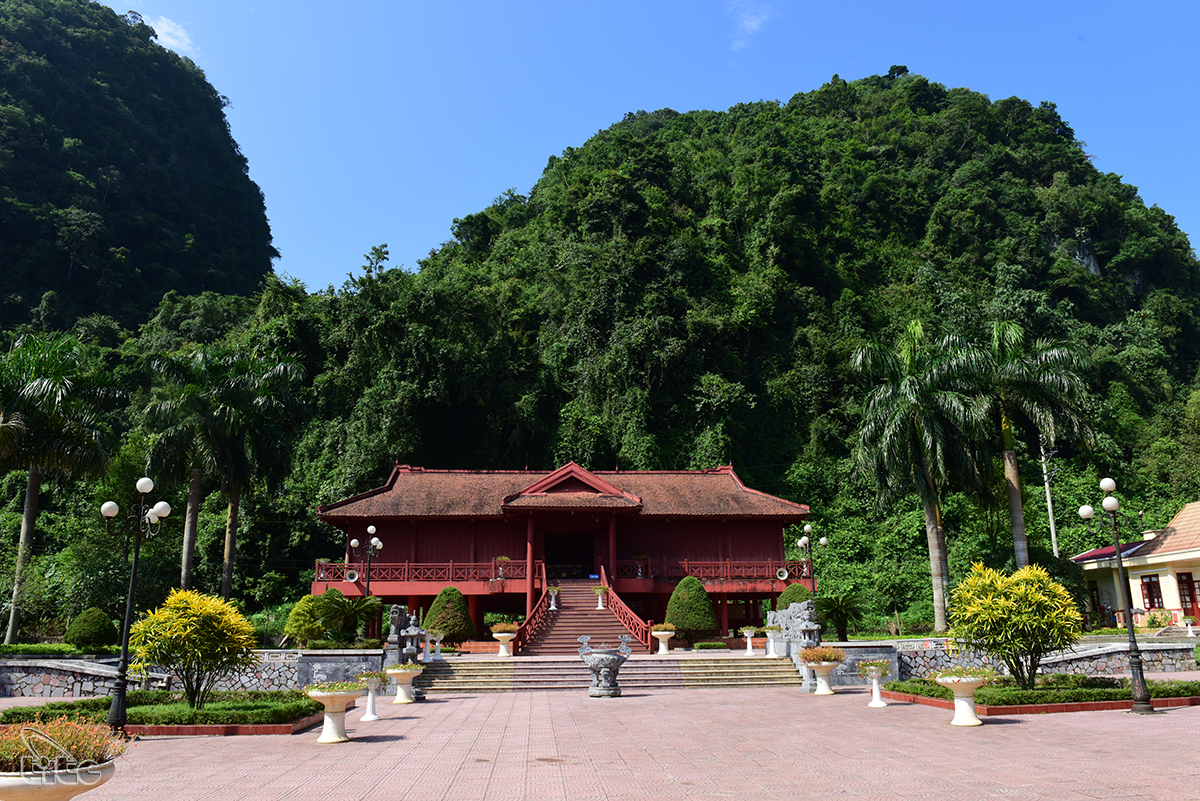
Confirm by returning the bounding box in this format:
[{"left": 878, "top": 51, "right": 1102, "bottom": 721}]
[
  {"left": 1071, "top": 542, "right": 1147, "bottom": 563},
  {"left": 318, "top": 463, "right": 809, "bottom": 520},
  {"left": 1134, "top": 500, "right": 1200, "bottom": 557}
]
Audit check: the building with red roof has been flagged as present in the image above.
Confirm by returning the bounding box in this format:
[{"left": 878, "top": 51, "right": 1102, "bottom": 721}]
[
  {"left": 1072, "top": 500, "right": 1200, "bottom": 627},
  {"left": 315, "top": 462, "right": 811, "bottom": 646}
]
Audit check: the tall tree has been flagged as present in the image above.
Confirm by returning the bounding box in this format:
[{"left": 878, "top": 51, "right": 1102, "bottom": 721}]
[
  {"left": 853, "top": 321, "right": 989, "bottom": 632},
  {"left": 144, "top": 348, "right": 305, "bottom": 598},
  {"left": 0, "top": 334, "right": 109, "bottom": 643},
  {"left": 984, "top": 321, "right": 1092, "bottom": 567}
]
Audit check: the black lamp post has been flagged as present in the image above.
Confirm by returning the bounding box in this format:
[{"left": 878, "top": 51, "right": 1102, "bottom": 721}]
[
  {"left": 100, "top": 476, "right": 171, "bottom": 735},
  {"left": 1078, "top": 477, "right": 1155, "bottom": 715},
  {"left": 349, "top": 525, "right": 383, "bottom": 598},
  {"left": 797, "top": 524, "right": 827, "bottom": 598}
]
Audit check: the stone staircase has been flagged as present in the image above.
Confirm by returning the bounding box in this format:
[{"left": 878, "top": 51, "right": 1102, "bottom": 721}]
[
  {"left": 412, "top": 656, "right": 802, "bottom": 694},
  {"left": 519, "top": 579, "right": 648, "bottom": 656}
]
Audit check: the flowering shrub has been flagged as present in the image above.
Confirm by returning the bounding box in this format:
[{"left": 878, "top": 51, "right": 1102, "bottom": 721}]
[
  {"left": 856, "top": 658, "right": 892, "bottom": 678},
  {"left": 490, "top": 622, "right": 518, "bottom": 634},
  {"left": 356, "top": 671, "right": 389, "bottom": 685},
  {"left": 651, "top": 623, "right": 675, "bottom": 632},
  {"left": 386, "top": 663, "right": 424, "bottom": 672},
  {"left": 305, "top": 681, "right": 365, "bottom": 693},
  {"left": 931, "top": 665, "right": 998, "bottom": 680},
  {"left": 799, "top": 645, "right": 845, "bottom": 664},
  {"left": 0, "top": 719, "right": 125, "bottom": 772}
]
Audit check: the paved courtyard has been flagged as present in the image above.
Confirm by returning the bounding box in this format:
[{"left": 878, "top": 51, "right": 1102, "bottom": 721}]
[{"left": 35, "top": 681, "right": 1198, "bottom": 800}]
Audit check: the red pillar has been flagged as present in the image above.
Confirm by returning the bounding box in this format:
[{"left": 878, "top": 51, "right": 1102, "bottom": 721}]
[
  {"left": 468, "top": 594, "right": 482, "bottom": 639},
  {"left": 525, "top": 515, "right": 535, "bottom": 619},
  {"left": 719, "top": 591, "right": 728, "bottom": 636},
  {"left": 608, "top": 513, "right": 617, "bottom": 580}
]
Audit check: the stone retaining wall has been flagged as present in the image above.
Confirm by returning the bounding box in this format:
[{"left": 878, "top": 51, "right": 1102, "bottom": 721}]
[
  {"left": 1039, "top": 643, "right": 1194, "bottom": 675},
  {"left": 0, "top": 660, "right": 172, "bottom": 698}
]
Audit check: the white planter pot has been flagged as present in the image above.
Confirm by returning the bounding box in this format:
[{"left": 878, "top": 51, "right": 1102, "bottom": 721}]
[
  {"left": 860, "top": 668, "right": 888, "bottom": 708},
  {"left": 386, "top": 668, "right": 424, "bottom": 704},
  {"left": 548, "top": 595, "right": 558, "bottom": 611},
  {"left": 360, "top": 678, "right": 383, "bottom": 721},
  {"left": 934, "top": 676, "right": 987, "bottom": 727},
  {"left": 307, "top": 690, "right": 362, "bottom": 743},
  {"left": 652, "top": 631, "right": 672, "bottom": 655},
  {"left": 764, "top": 632, "right": 782, "bottom": 658},
  {"left": 804, "top": 662, "right": 841, "bottom": 695},
  {"left": 493, "top": 632, "right": 516, "bottom": 657},
  {"left": 595, "top": 595, "right": 606, "bottom": 610},
  {"left": 741, "top": 630, "right": 756, "bottom": 656},
  {"left": 1187, "top": 623, "right": 1195, "bottom": 637},
  {"left": 0, "top": 760, "right": 117, "bottom": 801}
]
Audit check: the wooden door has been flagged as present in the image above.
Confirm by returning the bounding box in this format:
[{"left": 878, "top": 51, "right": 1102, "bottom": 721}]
[{"left": 1178, "top": 572, "right": 1199, "bottom": 622}]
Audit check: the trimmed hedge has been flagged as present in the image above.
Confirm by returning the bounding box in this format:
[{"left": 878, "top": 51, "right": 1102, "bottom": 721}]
[
  {"left": 665, "top": 576, "right": 717, "bottom": 642},
  {"left": 63, "top": 608, "right": 119, "bottom": 648},
  {"left": 425, "top": 587, "right": 476, "bottom": 645},
  {"left": 0, "top": 643, "right": 121, "bottom": 656},
  {"left": 884, "top": 677, "right": 1200, "bottom": 706},
  {"left": 0, "top": 690, "right": 322, "bottom": 726},
  {"left": 776, "top": 583, "right": 813, "bottom": 610},
  {"left": 694, "top": 642, "right": 729, "bottom": 650}
]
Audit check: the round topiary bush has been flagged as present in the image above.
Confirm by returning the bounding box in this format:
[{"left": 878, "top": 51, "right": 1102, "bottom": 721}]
[
  {"left": 425, "top": 586, "right": 476, "bottom": 645},
  {"left": 776, "top": 582, "right": 813, "bottom": 611},
  {"left": 64, "top": 607, "right": 119, "bottom": 648},
  {"left": 664, "top": 576, "right": 717, "bottom": 644},
  {"left": 283, "top": 594, "right": 325, "bottom": 645}
]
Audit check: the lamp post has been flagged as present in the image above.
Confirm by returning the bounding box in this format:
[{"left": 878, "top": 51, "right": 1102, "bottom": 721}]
[
  {"left": 797, "top": 524, "right": 828, "bottom": 598},
  {"left": 1077, "top": 477, "right": 1154, "bottom": 714},
  {"left": 100, "top": 476, "right": 171, "bottom": 734},
  {"left": 349, "top": 525, "right": 383, "bottom": 598}
]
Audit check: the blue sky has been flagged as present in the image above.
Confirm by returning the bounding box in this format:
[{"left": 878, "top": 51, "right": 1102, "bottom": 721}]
[{"left": 121, "top": 1, "right": 1199, "bottom": 292}]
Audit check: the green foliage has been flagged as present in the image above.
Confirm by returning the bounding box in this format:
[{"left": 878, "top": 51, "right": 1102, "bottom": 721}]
[
  {"left": 129, "top": 589, "right": 259, "bottom": 709},
  {"left": 283, "top": 594, "right": 324, "bottom": 645},
  {"left": 888, "top": 675, "right": 1200, "bottom": 706},
  {"left": 0, "top": 717, "right": 125, "bottom": 771},
  {"left": 693, "top": 641, "right": 729, "bottom": 650},
  {"left": 949, "top": 563, "right": 1082, "bottom": 690},
  {"left": 798, "top": 645, "right": 846, "bottom": 663},
  {"left": 426, "top": 586, "right": 476, "bottom": 645},
  {"left": 775, "top": 583, "right": 813, "bottom": 611},
  {"left": 664, "top": 576, "right": 717, "bottom": 643},
  {"left": 814, "top": 591, "right": 866, "bottom": 641},
  {"left": 62, "top": 607, "right": 118, "bottom": 647},
  {"left": 314, "top": 588, "right": 381, "bottom": 643},
  {"left": 0, "top": 690, "right": 320, "bottom": 726}
]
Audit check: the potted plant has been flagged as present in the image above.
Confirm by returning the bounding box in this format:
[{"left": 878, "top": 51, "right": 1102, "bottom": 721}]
[
  {"left": 931, "top": 665, "right": 998, "bottom": 727},
  {"left": 1185, "top": 616, "right": 1196, "bottom": 637},
  {"left": 763, "top": 625, "right": 783, "bottom": 658},
  {"left": 305, "top": 680, "right": 366, "bottom": 743},
  {"left": 356, "top": 670, "right": 389, "bottom": 721},
  {"left": 427, "top": 628, "right": 447, "bottom": 661},
  {"left": 856, "top": 658, "right": 892, "bottom": 708},
  {"left": 740, "top": 626, "right": 758, "bottom": 656},
  {"left": 798, "top": 645, "right": 846, "bottom": 695},
  {"left": 632, "top": 555, "right": 649, "bottom": 578},
  {"left": 547, "top": 586, "right": 560, "bottom": 611},
  {"left": 494, "top": 555, "right": 510, "bottom": 578},
  {"left": 593, "top": 585, "right": 608, "bottom": 610},
  {"left": 490, "top": 621, "right": 518, "bottom": 657},
  {"left": 0, "top": 719, "right": 125, "bottom": 799},
  {"left": 386, "top": 662, "right": 425, "bottom": 703},
  {"left": 651, "top": 623, "right": 675, "bottom": 655}
]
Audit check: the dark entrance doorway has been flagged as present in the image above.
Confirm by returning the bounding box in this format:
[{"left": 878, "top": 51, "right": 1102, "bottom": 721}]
[{"left": 545, "top": 533, "right": 594, "bottom": 579}]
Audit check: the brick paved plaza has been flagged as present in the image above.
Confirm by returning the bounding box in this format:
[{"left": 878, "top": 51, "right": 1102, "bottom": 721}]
[{"left": 40, "top": 682, "right": 1198, "bottom": 800}]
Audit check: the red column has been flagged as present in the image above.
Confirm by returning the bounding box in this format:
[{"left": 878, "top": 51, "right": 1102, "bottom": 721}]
[
  {"left": 525, "top": 515, "right": 535, "bottom": 619},
  {"left": 719, "top": 591, "right": 728, "bottom": 636},
  {"left": 608, "top": 514, "right": 617, "bottom": 579},
  {"left": 468, "top": 594, "right": 482, "bottom": 639}
]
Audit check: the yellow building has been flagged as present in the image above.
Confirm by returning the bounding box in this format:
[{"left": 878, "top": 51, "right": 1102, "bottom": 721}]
[{"left": 1073, "top": 501, "right": 1200, "bottom": 627}]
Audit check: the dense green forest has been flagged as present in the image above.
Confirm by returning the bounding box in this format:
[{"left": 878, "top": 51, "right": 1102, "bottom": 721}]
[
  {"left": 0, "top": 0, "right": 276, "bottom": 329},
  {"left": 2, "top": 31, "right": 1199, "bottom": 639}
]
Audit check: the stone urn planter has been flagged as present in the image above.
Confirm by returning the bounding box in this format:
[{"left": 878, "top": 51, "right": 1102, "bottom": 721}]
[
  {"left": 856, "top": 659, "right": 891, "bottom": 708},
  {"left": 933, "top": 672, "right": 991, "bottom": 727},
  {"left": 651, "top": 629, "right": 673, "bottom": 655},
  {"left": 593, "top": 586, "right": 607, "bottom": 610},
  {"left": 491, "top": 623, "right": 518, "bottom": 657},
  {"left": 741, "top": 627, "right": 758, "bottom": 656},
  {"left": 357, "top": 671, "right": 388, "bottom": 721},
  {"left": 798, "top": 646, "right": 846, "bottom": 696},
  {"left": 0, "top": 724, "right": 123, "bottom": 800},
  {"left": 764, "top": 628, "right": 783, "bottom": 658},
  {"left": 386, "top": 666, "right": 425, "bottom": 704},
  {"left": 306, "top": 683, "right": 366, "bottom": 743},
  {"left": 548, "top": 587, "right": 560, "bottom": 611}
]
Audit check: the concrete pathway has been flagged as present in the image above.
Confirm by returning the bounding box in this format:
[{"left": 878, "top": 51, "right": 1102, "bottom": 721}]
[{"left": 47, "top": 683, "right": 1198, "bottom": 800}]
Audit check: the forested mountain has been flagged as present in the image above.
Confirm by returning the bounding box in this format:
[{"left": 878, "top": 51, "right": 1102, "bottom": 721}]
[
  {"left": 0, "top": 0, "right": 276, "bottom": 330},
  {"left": 3, "top": 66, "right": 1199, "bottom": 636}
]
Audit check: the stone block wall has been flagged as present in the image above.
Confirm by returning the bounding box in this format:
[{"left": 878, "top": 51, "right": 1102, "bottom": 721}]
[{"left": 1039, "top": 643, "right": 1195, "bottom": 675}]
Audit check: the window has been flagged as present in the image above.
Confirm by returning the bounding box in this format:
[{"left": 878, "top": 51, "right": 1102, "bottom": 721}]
[{"left": 1139, "top": 575, "right": 1164, "bottom": 609}]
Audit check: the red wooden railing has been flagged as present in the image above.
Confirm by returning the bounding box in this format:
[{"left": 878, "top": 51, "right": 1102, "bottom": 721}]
[
  {"left": 514, "top": 562, "right": 550, "bottom": 654},
  {"left": 315, "top": 559, "right": 531, "bottom": 583},
  {"left": 614, "top": 559, "right": 811, "bottom": 581},
  {"left": 600, "top": 565, "right": 652, "bottom": 651}
]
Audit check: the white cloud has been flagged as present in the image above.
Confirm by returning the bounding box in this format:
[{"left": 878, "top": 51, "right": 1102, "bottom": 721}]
[
  {"left": 727, "top": 1, "right": 774, "bottom": 52},
  {"left": 147, "top": 16, "right": 195, "bottom": 54}
]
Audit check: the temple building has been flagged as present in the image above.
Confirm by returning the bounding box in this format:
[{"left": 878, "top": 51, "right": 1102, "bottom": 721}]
[{"left": 314, "top": 462, "right": 812, "bottom": 649}]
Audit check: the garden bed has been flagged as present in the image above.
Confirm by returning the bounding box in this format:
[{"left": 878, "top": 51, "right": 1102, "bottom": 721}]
[
  {"left": 883, "top": 676, "right": 1200, "bottom": 715},
  {"left": 0, "top": 690, "right": 339, "bottom": 735}
]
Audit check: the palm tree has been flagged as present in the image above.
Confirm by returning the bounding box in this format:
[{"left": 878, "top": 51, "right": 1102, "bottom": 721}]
[
  {"left": 144, "top": 347, "right": 305, "bottom": 598},
  {"left": 853, "top": 321, "right": 989, "bottom": 632},
  {"left": 984, "top": 321, "right": 1092, "bottom": 568},
  {"left": 0, "top": 334, "right": 110, "bottom": 643}
]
